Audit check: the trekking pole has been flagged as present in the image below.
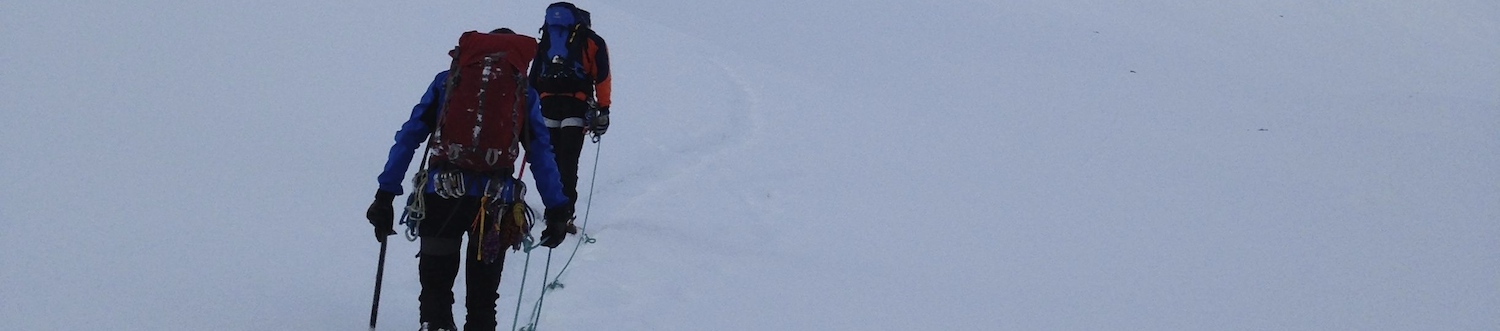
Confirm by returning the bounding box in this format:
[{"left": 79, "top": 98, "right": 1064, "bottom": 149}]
[{"left": 368, "top": 239, "right": 389, "bottom": 331}]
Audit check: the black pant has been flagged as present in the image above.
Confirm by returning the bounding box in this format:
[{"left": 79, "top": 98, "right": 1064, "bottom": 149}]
[
  {"left": 541, "top": 96, "right": 589, "bottom": 209},
  {"left": 416, "top": 196, "right": 507, "bottom": 331}
]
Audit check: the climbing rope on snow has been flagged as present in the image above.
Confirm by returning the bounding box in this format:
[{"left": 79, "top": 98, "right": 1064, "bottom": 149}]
[
  {"left": 509, "top": 235, "right": 536, "bottom": 331},
  {"left": 549, "top": 139, "right": 603, "bottom": 283},
  {"left": 513, "top": 140, "right": 604, "bottom": 330}
]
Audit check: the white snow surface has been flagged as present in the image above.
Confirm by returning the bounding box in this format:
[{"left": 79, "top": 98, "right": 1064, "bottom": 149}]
[{"left": 2, "top": 0, "right": 1498, "bottom": 330}]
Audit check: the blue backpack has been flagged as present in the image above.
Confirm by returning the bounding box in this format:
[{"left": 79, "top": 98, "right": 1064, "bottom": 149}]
[{"left": 534, "top": 2, "right": 594, "bottom": 94}]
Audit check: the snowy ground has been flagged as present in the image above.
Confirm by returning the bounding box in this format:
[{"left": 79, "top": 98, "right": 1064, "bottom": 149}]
[{"left": 2, "top": 0, "right": 1497, "bottom": 330}]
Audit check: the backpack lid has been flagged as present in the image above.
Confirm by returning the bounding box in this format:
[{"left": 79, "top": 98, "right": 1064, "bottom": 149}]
[
  {"left": 544, "top": 2, "right": 590, "bottom": 28},
  {"left": 545, "top": 3, "right": 576, "bottom": 26},
  {"left": 452, "top": 31, "right": 537, "bottom": 70}
]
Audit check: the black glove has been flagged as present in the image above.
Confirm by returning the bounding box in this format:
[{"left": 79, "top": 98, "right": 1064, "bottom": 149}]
[
  {"left": 588, "top": 106, "right": 609, "bottom": 137},
  {"left": 539, "top": 207, "right": 577, "bottom": 248},
  {"left": 366, "top": 191, "right": 398, "bottom": 242}
]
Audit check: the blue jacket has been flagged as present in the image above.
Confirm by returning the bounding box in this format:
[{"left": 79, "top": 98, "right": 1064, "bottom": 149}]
[{"left": 378, "top": 71, "right": 571, "bottom": 210}]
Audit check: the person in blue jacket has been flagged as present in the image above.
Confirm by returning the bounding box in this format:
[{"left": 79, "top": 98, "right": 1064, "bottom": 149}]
[{"left": 365, "top": 28, "right": 575, "bottom": 331}]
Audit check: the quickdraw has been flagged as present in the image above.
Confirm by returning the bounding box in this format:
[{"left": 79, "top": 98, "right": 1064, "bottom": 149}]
[
  {"left": 434, "top": 170, "right": 467, "bottom": 199},
  {"left": 471, "top": 175, "right": 535, "bottom": 264}
]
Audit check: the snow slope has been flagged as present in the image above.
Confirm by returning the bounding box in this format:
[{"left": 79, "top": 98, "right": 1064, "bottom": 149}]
[{"left": 1, "top": 0, "right": 1496, "bottom": 330}]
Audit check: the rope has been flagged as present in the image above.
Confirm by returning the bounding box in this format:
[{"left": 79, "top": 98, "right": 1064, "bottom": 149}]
[
  {"left": 403, "top": 141, "right": 435, "bottom": 242},
  {"left": 521, "top": 250, "right": 556, "bottom": 331},
  {"left": 509, "top": 242, "right": 535, "bottom": 331},
  {"left": 549, "top": 139, "right": 602, "bottom": 282},
  {"left": 512, "top": 139, "right": 603, "bottom": 330}
]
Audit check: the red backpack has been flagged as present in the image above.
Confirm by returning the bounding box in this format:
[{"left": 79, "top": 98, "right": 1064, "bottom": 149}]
[{"left": 429, "top": 31, "right": 539, "bottom": 174}]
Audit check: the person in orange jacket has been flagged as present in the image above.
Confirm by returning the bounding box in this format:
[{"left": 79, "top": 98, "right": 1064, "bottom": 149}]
[{"left": 529, "top": 2, "right": 611, "bottom": 247}]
